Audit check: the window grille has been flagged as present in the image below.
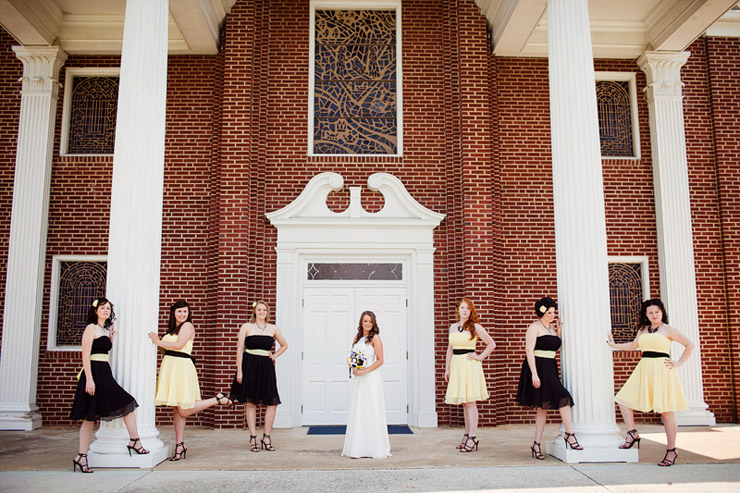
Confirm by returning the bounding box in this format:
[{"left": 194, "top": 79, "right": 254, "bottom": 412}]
[
  {"left": 68, "top": 76, "right": 119, "bottom": 154},
  {"left": 55, "top": 261, "right": 107, "bottom": 346},
  {"left": 307, "top": 263, "right": 402, "bottom": 280},
  {"left": 596, "top": 80, "right": 633, "bottom": 157},
  {"left": 314, "top": 9, "right": 397, "bottom": 155},
  {"left": 608, "top": 262, "right": 642, "bottom": 343}
]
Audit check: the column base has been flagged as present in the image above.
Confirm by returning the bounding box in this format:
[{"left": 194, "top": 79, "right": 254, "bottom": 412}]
[
  {"left": 0, "top": 411, "right": 42, "bottom": 430},
  {"left": 274, "top": 410, "right": 298, "bottom": 428},
  {"left": 547, "top": 435, "right": 638, "bottom": 463},
  {"left": 88, "top": 443, "right": 171, "bottom": 469},
  {"left": 415, "top": 411, "right": 438, "bottom": 428},
  {"left": 675, "top": 408, "right": 716, "bottom": 426}
]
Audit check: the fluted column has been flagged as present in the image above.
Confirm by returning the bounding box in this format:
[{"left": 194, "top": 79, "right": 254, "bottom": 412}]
[
  {"left": 0, "top": 47, "right": 66, "bottom": 431},
  {"left": 88, "top": 0, "right": 170, "bottom": 467},
  {"left": 546, "top": 0, "right": 634, "bottom": 463},
  {"left": 637, "top": 52, "right": 715, "bottom": 426}
]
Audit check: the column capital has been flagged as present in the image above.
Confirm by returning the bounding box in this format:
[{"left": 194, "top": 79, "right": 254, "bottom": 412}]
[
  {"left": 637, "top": 51, "right": 690, "bottom": 100},
  {"left": 11, "top": 46, "right": 67, "bottom": 94}
]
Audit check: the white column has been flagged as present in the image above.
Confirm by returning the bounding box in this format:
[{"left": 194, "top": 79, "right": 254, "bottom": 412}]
[
  {"left": 0, "top": 47, "right": 66, "bottom": 431},
  {"left": 637, "top": 52, "right": 715, "bottom": 426},
  {"left": 88, "top": 0, "right": 170, "bottom": 468},
  {"left": 274, "top": 248, "right": 299, "bottom": 428},
  {"left": 415, "top": 248, "right": 438, "bottom": 427},
  {"left": 546, "top": 0, "right": 635, "bottom": 463}
]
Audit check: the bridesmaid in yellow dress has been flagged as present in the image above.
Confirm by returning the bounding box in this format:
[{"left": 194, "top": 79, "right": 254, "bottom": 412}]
[
  {"left": 444, "top": 298, "right": 496, "bottom": 452},
  {"left": 148, "top": 300, "right": 233, "bottom": 461},
  {"left": 607, "top": 299, "right": 694, "bottom": 466}
]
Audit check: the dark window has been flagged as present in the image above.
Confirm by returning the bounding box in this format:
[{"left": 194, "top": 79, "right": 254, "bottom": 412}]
[
  {"left": 314, "top": 10, "right": 397, "bottom": 154},
  {"left": 68, "top": 76, "right": 119, "bottom": 154},
  {"left": 56, "top": 261, "right": 107, "bottom": 346},
  {"left": 596, "top": 80, "right": 633, "bottom": 157},
  {"left": 609, "top": 262, "right": 642, "bottom": 343},
  {"left": 307, "top": 263, "right": 402, "bottom": 280}
]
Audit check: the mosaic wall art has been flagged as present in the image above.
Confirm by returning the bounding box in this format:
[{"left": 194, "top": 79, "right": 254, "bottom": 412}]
[{"left": 314, "top": 10, "right": 397, "bottom": 154}]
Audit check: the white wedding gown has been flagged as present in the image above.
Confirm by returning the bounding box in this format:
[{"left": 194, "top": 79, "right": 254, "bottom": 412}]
[{"left": 341, "top": 338, "right": 392, "bottom": 459}]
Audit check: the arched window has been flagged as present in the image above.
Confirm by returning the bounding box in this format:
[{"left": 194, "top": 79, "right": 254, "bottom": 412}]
[
  {"left": 597, "top": 80, "right": 633, "bottom": 157},
  {"left": 55, "top": 261, "right": 107, "bottom": 347},
  {"left": 608, "top": 262, "right": 643, "bottom": 343},
  {"left": 68, "top": 76, "right": 119, "bottom": 154}
]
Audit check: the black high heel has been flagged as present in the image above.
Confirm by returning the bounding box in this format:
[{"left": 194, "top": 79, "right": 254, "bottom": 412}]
[
  {"left": 658, "top": 448, "right": 678, "bottom": 466},
  {"left": 73, "top": 453, "right": 93, "bottom": 473},
  {"left": 459, "top": 435, "right": 479, "bottom": 452},
  {"left": 564, "top": 432, "right": 583, "bottom": 450},
  {"left": 169, "top": 442, "right": 187, "bottom": 461},
  {"left": 530, "top": 441, "right": 545, "bottom": 460},
  {"left": 216, "top": 392, "right": 235, "bottom": 409},
  {"left": 127, "top": 437, "right": 150, "bottom": 456},
  {"left": 456, "top": 433, "right": 469, "bottom": 450},
  {"left": 261, "top": 433, "right": 275, "bottom": 451},
  {"left": 249, "top": 435, "right": 260, "bottom": 452},
  {"left": 620, "top": 429, "right": 641, "bottom": 449}
]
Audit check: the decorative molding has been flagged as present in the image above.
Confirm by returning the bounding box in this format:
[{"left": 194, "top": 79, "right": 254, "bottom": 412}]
[
  {"left": 637, "top": 51, "right": 690, "bottom": 101},
  {"left": 12, "top": 46, "right": 67, "bottom": 95}
]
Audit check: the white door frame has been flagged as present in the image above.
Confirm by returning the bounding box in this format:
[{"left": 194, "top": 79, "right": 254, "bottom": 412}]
[{"left": 266, "top": 173, "right": 444, "bottom": 428}]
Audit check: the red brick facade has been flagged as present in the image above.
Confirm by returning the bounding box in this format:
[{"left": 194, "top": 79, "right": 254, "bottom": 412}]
[{"left": 0, "top": 0, "right": 737, "bottom": 428}]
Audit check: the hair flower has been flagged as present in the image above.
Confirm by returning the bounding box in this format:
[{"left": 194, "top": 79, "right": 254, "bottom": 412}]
[
  {"left": 92, "top": 299, "right": 99, "bottom": 308},
  {"left": 252, "top": 302, "right": 257, "bottom": 308},
  {"left": 539, "top": 305, "right": 546, "bottom": 313}
]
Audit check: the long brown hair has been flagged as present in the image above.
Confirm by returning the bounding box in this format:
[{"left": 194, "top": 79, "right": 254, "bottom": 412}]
[
  {"left": 455, "top": 298, "right": 480, "bottom": 340},
  {"left": 249, "top": 301, "right": 270, "bottom": 324},
  {"left": 353, "top": 310, "right": 380, "bottom": 344}
]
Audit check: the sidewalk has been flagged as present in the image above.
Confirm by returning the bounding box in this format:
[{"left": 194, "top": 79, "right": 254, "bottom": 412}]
[{"left": 1, "top": 424, "right": 738, "bottom": 492}]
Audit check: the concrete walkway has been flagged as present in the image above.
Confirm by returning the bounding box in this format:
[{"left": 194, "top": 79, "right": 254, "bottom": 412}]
[{"left": 1, "top": 424, "right": 738, "bottom": 492}]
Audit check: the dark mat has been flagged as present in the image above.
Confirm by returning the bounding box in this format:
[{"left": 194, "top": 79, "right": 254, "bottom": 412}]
[{"left": 306, "top": 425, "right": 413, "bottom": 435}]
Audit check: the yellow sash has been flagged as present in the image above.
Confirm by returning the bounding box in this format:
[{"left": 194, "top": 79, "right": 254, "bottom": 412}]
[
  {"left": 533, "top": 350, "right": 556, "bottom": 359},
  {"left": 77, "top": 354, "right": 109, "bottom": 380},
  {"left": 245, "top": 348, "right": 270, "bottom": 357}
]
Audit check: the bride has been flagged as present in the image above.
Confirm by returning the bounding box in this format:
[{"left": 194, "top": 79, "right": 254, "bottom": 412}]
[{"left": 341, "top": 310, "right": 391, "bottom": 459}]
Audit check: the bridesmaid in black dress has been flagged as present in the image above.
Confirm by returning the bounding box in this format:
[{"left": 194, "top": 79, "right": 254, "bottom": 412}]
[
  {"left": 69, "top": 298, "right": 149, "bottom": 473},
  {"left": 230, "top": 301, "right": 288, "bottom": 452},
  {"left": 516, "top": 297, "right": 582, "bottom": 459}
]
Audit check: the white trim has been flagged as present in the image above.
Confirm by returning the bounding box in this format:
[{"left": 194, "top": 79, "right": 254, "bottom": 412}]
[
  {"left": 308, "top": 0, "right": 403, "bottom": 157},
  {"left": 60, "top": 67, "right": 120, "bottom": 156},
  {"left": 595, "top": 72, "right": 641, "bottom": 159},
  {"left": 267, "top": 172, "right": 443, "bottom": 428},
  {"left": 607, "top": 255, "right": 650, "bottom": 300},
  {"left": 47, "top": 255, "right": 107, "bottom": 351}
]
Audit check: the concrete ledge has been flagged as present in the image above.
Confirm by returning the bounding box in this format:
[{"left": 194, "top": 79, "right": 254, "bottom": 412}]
[{"left": 548, "top": 436, "right": 639, "bottom": 463}]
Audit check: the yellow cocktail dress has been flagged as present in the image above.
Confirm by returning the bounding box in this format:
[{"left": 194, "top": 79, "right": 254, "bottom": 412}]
[
  {"left": 614, "top": 332, "right": 688, "bottom": 413},
  {"left": 154, "top": 334, "right": 201, "bottom": 409},
  {"left": 445, "top": 331, "right": 488, "bottom": 404}
]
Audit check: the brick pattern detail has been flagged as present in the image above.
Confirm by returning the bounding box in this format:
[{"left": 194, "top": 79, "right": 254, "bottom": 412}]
[{"left": 0, "top": 2, "right": 737, "bottom": 427}]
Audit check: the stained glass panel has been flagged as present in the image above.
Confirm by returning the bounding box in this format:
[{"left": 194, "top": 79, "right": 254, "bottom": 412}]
[
  {"left": 56, "top": 261, "right": 107, "bottom": 346},
  {"left": 307, "top": 263, "right": 402, "bottom": 280},
  {"left": 597, "top": 80, "right": 633, "bottom": 157},
  {"left": 314, "top": 10, "right": 397, "bottom": 155},
  {"left": 609, "top": 263, "right": 642, "bottom": 343},
  {"left": 68, "top": 76, "right": 119, "bottom": 154}
]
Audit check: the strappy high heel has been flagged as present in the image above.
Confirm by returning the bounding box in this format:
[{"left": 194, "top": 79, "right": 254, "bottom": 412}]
[
  {"left": 249, "top": 435, "right": 260, "bottom": 452},
  {"left": 456, "top": 433, "right": 469, "bottom": 450},
  {"left": 459, "top": 435, "right": 479, "bottom": 452},
  {"left": 73, "top": 453, "right": 93, "bottom": 473},
  {"left": 169, "top": 442, "right": 187, "bottom": 461},
  {"left": 530, "top": 441, "right": 545, "bottom": 460},
  {"left": 619, "top": 429, "right": 641, "bottom": 449},
  {"left": 261, "top": 433, "right": 275, "bottom": 451},
  {"left": 216, "top": 392, "right": 234, "bottom": 408},
  {"left": 658, "top": 448, "right": 678, "bottom": 466},
  {"left": 564, "top": 432, "right": 583, "bottom": 450},
  {"left": 127, "top": 437, "right": 150, "bottom": 456}
]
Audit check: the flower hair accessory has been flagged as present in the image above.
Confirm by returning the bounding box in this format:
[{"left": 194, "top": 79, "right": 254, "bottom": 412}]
[
  {"left": 252, "top": 302, "right": 257, "bottom": 308},
  {"left": 92, "top": 299, "right": 99, "bottom": 308},
  {"left": 539, "top": 305, "right": 546, "bottom": 313}
]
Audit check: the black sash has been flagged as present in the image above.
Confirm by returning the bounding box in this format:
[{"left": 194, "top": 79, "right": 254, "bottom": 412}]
[
  {"left": 164, "top": 350, "right": 195, "bottom": 364},
  {"left": 453, "top": 349, "right": 475, "bottom": 355},
  {"left": 642, "top": 351, "right": 670, "bottom": 359}
]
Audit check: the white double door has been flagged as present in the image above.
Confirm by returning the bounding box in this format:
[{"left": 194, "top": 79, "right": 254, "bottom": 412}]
[{"left": 302, "top": 286, "right": 408, "bottom": 425}]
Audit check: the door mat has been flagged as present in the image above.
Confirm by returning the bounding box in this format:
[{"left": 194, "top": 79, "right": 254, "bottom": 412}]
[{"left": 306, "top": 425, "right": 413, "bottom": 435}]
